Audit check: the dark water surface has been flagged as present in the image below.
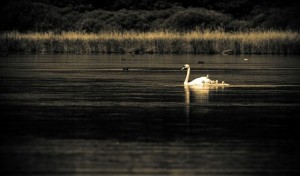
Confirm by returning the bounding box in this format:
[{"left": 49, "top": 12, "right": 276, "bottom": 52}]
[{"left": 0, "top": 54, "right": 300, "bottom": 175}]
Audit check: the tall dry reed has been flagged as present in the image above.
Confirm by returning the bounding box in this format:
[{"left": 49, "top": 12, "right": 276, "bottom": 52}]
[{"left": 1, "top": 30, "right": 299, "bottom": 54}]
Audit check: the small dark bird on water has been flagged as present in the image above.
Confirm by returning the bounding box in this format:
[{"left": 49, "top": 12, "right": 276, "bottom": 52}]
[
  {"left": 123, "top": 67, "right": 129, "bottom": 71},
  {"left": 198, "top": 61, "right": 204, "bottom": 64},
  {"left": 222, "top": 49, "right": 233, "bottom": 55}
]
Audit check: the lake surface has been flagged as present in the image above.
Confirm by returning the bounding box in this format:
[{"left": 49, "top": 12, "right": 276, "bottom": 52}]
[{"left": 0, "top": 54, "right": 300, "bottom": 175}]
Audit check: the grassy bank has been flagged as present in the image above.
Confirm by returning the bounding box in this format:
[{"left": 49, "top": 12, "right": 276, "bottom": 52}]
[{"left": 1, "top": 30, "right": 299, "bottom": 54}]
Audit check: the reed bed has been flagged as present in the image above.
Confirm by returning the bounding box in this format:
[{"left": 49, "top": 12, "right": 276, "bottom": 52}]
[{"left": 1, "top": 30, "right": 299, "bottom": 54}]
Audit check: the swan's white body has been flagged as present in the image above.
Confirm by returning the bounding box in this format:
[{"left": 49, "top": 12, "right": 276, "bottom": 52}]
[
  {"left": 181, "top": 64, "right": 229, "bottom": 86},
  {"left": 185, "top": 76, "right": 211, "bottom": 85}
]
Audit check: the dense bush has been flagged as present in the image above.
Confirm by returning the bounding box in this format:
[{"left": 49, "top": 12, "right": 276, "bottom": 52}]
[
  {"left": 253, "top": 7, "right": 300, "bottom": 29},
  {"left": 0, "top": 0, "right": 299, "bottom": 32},
  {"left": 163, "top": 8, "right": 233, "bottom": 31},
  {"left": 226, "top": 20, "right": 253, "bottom": 31},
  {"left": 109, "top": 11, "right": 150, "bottom": 31}
]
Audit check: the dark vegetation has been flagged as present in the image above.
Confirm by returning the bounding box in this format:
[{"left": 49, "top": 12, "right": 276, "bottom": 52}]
[{"left": 0, "top": 0, "right": 300, "bottom": 32}]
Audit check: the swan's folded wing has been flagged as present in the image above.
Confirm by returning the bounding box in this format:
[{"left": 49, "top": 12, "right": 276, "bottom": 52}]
[{"left": 188, "top": 77, "right": 210, "bottom": 85}]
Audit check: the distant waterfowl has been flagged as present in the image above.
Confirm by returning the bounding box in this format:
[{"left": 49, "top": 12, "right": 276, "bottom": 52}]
[
  {"left": 222, "top": 49, "right": 233, "bottom": 55},
  {"left": 181, "top": 64, "right": 229, "bottom": 86}
]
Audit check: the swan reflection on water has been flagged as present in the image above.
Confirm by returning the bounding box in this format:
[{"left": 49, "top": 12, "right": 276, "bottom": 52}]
[
  {"left": 184, "top": 85, "right": 209, "bottom": 104},
  {"left": 184, "top": 83, "right": 228, "bottom": 119}
]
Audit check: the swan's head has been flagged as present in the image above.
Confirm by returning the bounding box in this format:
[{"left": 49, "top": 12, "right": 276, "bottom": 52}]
[{"left": 181, "top": 64, "right": 190, "bottom": 70}]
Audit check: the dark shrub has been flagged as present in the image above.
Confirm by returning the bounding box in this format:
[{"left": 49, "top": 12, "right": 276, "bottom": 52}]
[{"left": 164, "top": 8, "right": 233, "bottom": 31}]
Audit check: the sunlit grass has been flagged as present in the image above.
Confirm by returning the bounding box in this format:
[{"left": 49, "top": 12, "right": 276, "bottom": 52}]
[{"left": 1, "top": 30, "right": 299, "bottom": 54}]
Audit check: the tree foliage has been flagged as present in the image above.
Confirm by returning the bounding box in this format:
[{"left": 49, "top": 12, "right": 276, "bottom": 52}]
[
  {"left": 0, "top": 0, "right": 299, "bottom": 32},
  {"left": 164, "top": 8, "right": 232, "bottom": 31}
]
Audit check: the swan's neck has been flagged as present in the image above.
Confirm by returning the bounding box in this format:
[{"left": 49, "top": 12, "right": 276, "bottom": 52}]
[{"left": 184, "top": 67, "right": 190, "bottom": 85}]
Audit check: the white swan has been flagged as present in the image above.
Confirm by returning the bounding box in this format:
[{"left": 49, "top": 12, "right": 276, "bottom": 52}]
[{"left": 181, "top": 64, "right": 229, "bottom": 86}]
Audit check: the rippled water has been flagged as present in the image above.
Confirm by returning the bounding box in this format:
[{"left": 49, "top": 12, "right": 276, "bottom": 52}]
[{"left": 0, "top": 54, "right": 300, "bottom": 175}]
